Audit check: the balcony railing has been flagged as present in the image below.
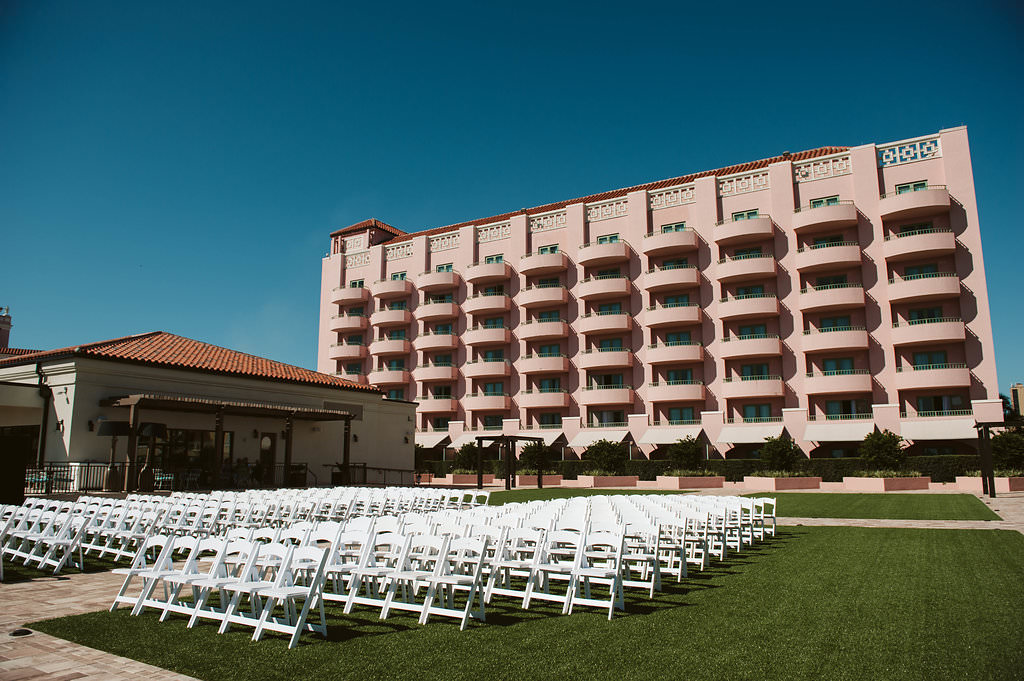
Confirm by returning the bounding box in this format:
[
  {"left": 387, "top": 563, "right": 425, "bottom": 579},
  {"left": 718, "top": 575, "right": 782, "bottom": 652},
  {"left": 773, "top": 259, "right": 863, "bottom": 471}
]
[
  {"left": 722, "top": 375, "right": 782, "bottom": 382},
  {"left": 466, "top": 392, "right": 511, "bottom": 398},
  {"left": 807, "top": 413, "right": 874, "bottom": 421},
  {"left": 900, "top": 409, "right": 973, "bottom": 418},
  {"left": 584, "top": 384, "right": 632, "bottom": 390},
  {"left": 717, "top": 253, "right": 775, "bottom": 263},
  {"left": 794, "top": 199, "right": 855, "bottom": 213},
  {"left": 726, "top": 416, "right": 783, "bottom": 423},
  {"left": 522, "top": 352, "right": 568, "bottom": 359},
  {"left": 644, "top": 227, "right": 689, "bottom": 237},
  {"left": 584, "top": 421, "right": 629, "bottom": 428},
  {"left": 580, "top": 311, "right": 627, "bottom": 318},
  {"left": 648, "top": 263, "right": 698, "bottom": 272},
  {"left": 888, "top": 272, "right": 958, "bottom": 284},
  {"left": 520, "top": 388, "right": 569, "bottom": 394},
  {"left": 884, "top": 227, "right": 954, "bottom": 241},
  {"left": 719, "top": 293, "right": 777, "bottom": 303},
  {"left": 895, "top": 363, "right": 968, "bottom": 372},
  {"left": 649, "top": 380, "right": 703, "bottom": 386},
  {"left": 521, "top": 318, "right": 567, "bottom": 325},
  {"left": 721, "top": 333, "right": 779, "bottom": 342},
  {"left": 648, "top": 341, "right": 702, "bottom": 348},
  {"left": 715, "top": 214, "right": 770, "bottom": 226},
  {"left": 800, "top": 282, "right": 863, "bottom": 293},
  {"left": 650, "top": 419, "right": 701, "bottom": 426},
  {"left": 804, "top": 325, "right": 867, "bottom": 335},
  {"left": 892, "top": 316, "right": 962, "bottom": 328},
  {"left": 805, "top": 369, "right": 870, "bottom": 377},
  {"left": 580, "top": 240, "right": 630, "bottom": 249},
  {"left": 880, "top": 184, "right": 947, "bottom": 199},
  {"left": 581, "top": 273, "right": 628, "bottom": 282},
  {"left": 647, "top": 302, "right": 699, "bottom": 310},
  {"left": 796, "top": 240, "right": 859, "bottom": 252},
  {"left": 581, "top": 347, "right": 630, "bottom": 354},
  {"left": 522, "top": 283, "right": 567, "bottom": 291},
  {"left": 465, "top": 358, "right": 511, "bottom": 365}
]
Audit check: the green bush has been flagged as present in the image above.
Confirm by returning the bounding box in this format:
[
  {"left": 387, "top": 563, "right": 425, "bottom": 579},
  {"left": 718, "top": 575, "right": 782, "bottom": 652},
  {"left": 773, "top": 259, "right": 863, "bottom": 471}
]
[
  {"left": 761, "top": 435, "right": 801, "bottom": 471},
  {"left": 991, "top": 430, "right": 1024, "bottom": 470},
  {"left": 858, "top": 430, "right": 907, "bottom": 470},
  {"left": 663, "top": 469, "right": 721, "bottom": 477},
  {"left": 519, "top": 442, "right": 557, "bottom": 473},
  {"left": 851, "top": 470, "right": 923, "bottom": 478},
  {"left": 582, "top": 439, "right": 629, "bottom": 475},
  {"left": 749, "top": 469, "right": 818, "bottom": 478},
  {"left": 452, "top": 442, "right": 487, "bottom": 472},
  {"left": 663, "top": 437, "right": 704, "bottom": 470}
]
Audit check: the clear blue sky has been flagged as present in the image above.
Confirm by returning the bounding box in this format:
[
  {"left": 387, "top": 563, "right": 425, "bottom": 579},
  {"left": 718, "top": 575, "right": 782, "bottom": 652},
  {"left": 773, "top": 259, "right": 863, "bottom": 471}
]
[{"left": 2, "top": 1, "right": 1022, "bottom": 389}]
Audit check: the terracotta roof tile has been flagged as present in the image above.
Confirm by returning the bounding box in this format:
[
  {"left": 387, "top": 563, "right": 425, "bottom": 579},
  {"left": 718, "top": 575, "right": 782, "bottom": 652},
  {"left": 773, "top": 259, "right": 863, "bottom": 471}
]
[
  {"left": 0, "top": 331, "right": 381, "bottom": 394},
  {"left": 330, "top": 218, "right": 406, "bottom": 239},
  {"left": 0, "top": 347, "right": 43, "bottom": 356}
]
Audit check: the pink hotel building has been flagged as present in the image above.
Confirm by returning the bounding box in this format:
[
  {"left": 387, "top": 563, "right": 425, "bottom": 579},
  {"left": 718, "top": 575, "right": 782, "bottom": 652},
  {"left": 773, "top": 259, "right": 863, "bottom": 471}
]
[{"left": 316, "top": 127, "right": 1001, "bottom": 457}]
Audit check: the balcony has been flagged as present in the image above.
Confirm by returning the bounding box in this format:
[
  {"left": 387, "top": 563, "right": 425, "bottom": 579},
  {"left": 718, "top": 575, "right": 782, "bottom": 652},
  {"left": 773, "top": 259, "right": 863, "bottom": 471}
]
[
  {"left": 887, "top": 272, "right": 960, "bottom": 303},
  {"left": 337, "top": 372, "right": 368, "bottom": 385},
  {"left": 517, "top": 320, "right": 569, "bottom": 341},
  {"left": 517, "top": 390, "right": 571, "bottom": 409},
  {"left": 330, "top": 286, "right": 370, "bottom": 305},
  {"left": 792, "top": 201, "right": 858, "bottom": 233},
  {"left": 416, "top": 270, "right": 461, "bottom": 292},
  {"left": 645, "top": 303, "right": 701, "bottom": 328},
  {"left": 370, "top": 278, "right": 414, "bottom": 299},
  {"left": 641, "top": 229, "right": 699, "bottom": 256},
  {"left": 802, "top": 326, "right": 869, "bottom": 353},
  {"left": 798, "top": 283, "right": 865, "bottom": 312},
  {"left": 518, "top": 285, "right": 569, "bottom": 308},
  {"left": 718, "top": 294, "right": 779, "bottom": 320},
  {"left": 463, "top": 293, "right": 512, "bottom": 316},
  {"left": 644, "top": 265, "right": 700, "bottom": 291},
  {"left": 716, "top": 254, "right": 777, "bottom": 283},
  {"left": 720, "top": 375, "right": 785, "bottom": 399},
  {"left": 577, "top": 385, "right": 635, "bottom": 406},
  {"left": 646, "top": 341, "right": 703, "bottom": 365},
  {"left": 718, "top": 334, "right": 782, "bottom": 359},
  {"left": 883, "top": 227, "right": 957, "bottom": 261},
  {"left": 368, "top": 338, "right": 412, "bottom": 356},
  {"left": 894, "top": 363, "right": 971, "bottom": 390},
  {"left": 891, "top": 317, "right": 965, "bottom": 346},
  {"left": 714, "top": 215, "right": 773, "bottom": 245},
  {"left": 576, "top": 349, "right": 633, "bottom": 370},
  {"left": 464, "top": 326, "right": 512, "bottom": 346},
  {"left": 577, "top": 312, "right": 632, "bottom": 335},
  {"left": 412, "top": 332, "right": 457, "bottom": 352},
  {"left": 794, "top": 242, "right": 862, "bottom": 272},
  {"left": 367, "top": 368, "right": 410, "bottom": 386},
  {"left": 463, "top": 393, "right": 512, "bottom": 411},
  {"left": 414, "top": 301, "right": 459, "bottom": 322},
  {"left": 415, "top": 396, "right": 459, "bottom": 413},
  {"left": 577, "top": 275, "right": 631, "bottom": 300},
  {"left": 646, "top": 381, "right": 705, "bottom": 402},
  {"left": 804, "top": 370, "right": 872, "bottom": 394},
  {"left": 328, "top": 342, "right": 367, "bottom": 361},
  {"left": 878, "top": 185, "right": 950, "bottom": 221},
  {"left": 520, "top": 251, "right": 569, "bottom": 276},
  {"left": 462, "top": 359, "right": 512, "bottom": 379},
  {"left": 328, "top": 314, "right": 368, "bottom": 333},
  {"left": 465, "top": 262, "right": 513, "bottom": 284},
  {"left": 369, "top": 309, "right": 413, "bottom": 327},
  {"left": 411, "top": 364, "right": 458, "bottom": 382},
  {"left": 518, "top": 354, "right": 570, "bottom": 375},
  {"left": 577, "top": 241, "right": 631, "bottom": 266}
]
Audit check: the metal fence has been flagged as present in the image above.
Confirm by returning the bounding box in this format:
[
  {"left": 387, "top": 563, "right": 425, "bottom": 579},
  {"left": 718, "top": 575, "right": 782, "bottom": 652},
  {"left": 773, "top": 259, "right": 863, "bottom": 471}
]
[{"left": 24, "top": 463, "right": 108, "bottom": 495}]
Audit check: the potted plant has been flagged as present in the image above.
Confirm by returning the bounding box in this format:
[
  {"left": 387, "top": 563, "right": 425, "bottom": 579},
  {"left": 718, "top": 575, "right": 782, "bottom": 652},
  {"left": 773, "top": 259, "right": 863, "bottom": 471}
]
[{"left": 843, "top": 430, "right": 930, "bottom": 491}]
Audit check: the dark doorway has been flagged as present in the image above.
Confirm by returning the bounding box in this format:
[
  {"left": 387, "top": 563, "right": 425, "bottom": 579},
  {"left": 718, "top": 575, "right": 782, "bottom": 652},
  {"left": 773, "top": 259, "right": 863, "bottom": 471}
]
[
  {"left": 259, "top": 433, "right": 277, "bottom": 486},
  {"left": 0, "top": 425, "right": 37, "bottom": 504}
]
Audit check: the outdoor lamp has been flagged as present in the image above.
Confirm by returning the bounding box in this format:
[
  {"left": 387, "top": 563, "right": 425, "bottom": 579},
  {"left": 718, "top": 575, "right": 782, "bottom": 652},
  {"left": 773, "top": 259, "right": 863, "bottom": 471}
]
[
  {"left": 97, "top": 420, "right": 130, "bottom": 492},
  {"left": 137, "top": 422, "right": 168, "bottom": 493}
]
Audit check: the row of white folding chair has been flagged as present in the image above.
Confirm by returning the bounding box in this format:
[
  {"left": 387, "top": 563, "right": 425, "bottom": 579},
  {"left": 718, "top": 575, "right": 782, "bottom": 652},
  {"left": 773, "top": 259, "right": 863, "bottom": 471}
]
[{"left": 1, "top": 509, "right": 90, "bottom": 576}]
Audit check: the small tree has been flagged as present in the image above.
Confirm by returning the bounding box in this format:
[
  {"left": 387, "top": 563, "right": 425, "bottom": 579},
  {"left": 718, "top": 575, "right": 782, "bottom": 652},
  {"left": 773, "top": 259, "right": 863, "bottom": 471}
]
[
  {"left": 582, "top": 439, "right": 629, "bottom": 475},
  {"left": 761, "top": 435, "right": 801, "bottom": 471},
  {"left": 665, "top": 436, "right": 704, "bottom": 471},
  {"left": 452, "top": 442, "right": 481, "bottom": 472},
  {"left": 992, "top": 430, "right": 1024, "bottom": 470},
  {"left": 858, "top": 429, "right": 906, "bottom": 470},
  {"left": 519, "top": 442, "right": 557, "bottom": 472}
]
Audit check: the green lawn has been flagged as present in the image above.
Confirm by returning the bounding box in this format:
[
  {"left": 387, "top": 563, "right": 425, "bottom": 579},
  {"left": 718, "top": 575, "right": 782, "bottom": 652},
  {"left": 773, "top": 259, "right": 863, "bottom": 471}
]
[
  {"left": 30, "top": 527, "right": 1024, "bottom": 681},
  {"left": 489, "top": 488, "right": 691, "bottom": 505},
  {"left": 745, "top": 493, "right": 1000, "bottom": 521}
]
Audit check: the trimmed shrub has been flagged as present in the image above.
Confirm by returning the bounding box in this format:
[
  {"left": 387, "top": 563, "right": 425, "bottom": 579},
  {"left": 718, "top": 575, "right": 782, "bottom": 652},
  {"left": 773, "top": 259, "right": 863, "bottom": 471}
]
[
  {"left": 992, "top": 430, "right": 1024, "bottom": 470},
  {"left": 582, "top": 439, "right": 629, "bottom": 475},
  {"left": 761, "top": 435, "right": 801, "bottom": 471},
  {"left": 858, "top": 430, "right": 907, "bottom": 470},
  {"left": 519, "top": 442, "right": 557, "bottom": 474},
  {"left": 664, "top": 436, "right": 705, "bottom": 471}
]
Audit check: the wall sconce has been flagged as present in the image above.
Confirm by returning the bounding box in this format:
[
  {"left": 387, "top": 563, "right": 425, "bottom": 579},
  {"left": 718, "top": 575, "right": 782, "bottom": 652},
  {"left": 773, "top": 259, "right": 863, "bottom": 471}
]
[
  {"left": 353, "top": 434, "right": 358, "bottom": 443},
  {"left": 252, "top": 429, "right": 259, "bottom": 439},
  {"left": 55, "top": 420, "right": 64, "bottom": 433},
  {"left": 403, "top": 436, "right": 409, "bottom": 444},
  {"left": 88, "top": 420, "right": 95, "bottom": 432}
]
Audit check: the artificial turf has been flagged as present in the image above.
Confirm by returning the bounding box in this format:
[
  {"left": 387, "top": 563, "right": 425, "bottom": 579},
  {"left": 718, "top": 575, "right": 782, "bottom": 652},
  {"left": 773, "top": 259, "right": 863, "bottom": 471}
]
[
  {"left": 745, "top": 492, "right": 1000, "bottom": 521},
  {"left": 29, "top": 527, "right": 1024, "bottom": 681},
  {"left": 489, "top": 488, "right": 691, "bottom": 505}
]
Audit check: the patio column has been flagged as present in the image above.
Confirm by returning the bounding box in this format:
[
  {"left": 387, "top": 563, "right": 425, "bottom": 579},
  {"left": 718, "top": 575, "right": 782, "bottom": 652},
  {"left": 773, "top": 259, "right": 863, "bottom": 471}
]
[
  {"left": 341, "top": 417, "right": 351, "bottom": 485},
  {"left": 123, "top": 403, "right": 140, "bottom": 492},
  {"left": 284, "top": 413, "right": 294, "bottom": 486},
  {"left": 214, "top": 407, "right": 225, "bottom": 487}
]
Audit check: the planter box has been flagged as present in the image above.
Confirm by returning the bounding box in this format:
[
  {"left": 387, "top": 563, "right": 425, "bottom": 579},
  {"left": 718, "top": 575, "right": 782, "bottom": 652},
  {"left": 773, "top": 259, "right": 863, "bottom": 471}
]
[
  {"left": 955, "top": 476, "right": 1024, "bottom": 493},
  {"left": 744, "top": 476, "right": 822, "bottom": 491},
  {"left": 515, "top": 474, "right": 563, "bottom": 487},
  {"left": 574, "top": 475, "right": 639, "bottom": 488},
  {"left": 437, "top": 473, "right": 495, "bottom": 486},
  {"left": 656, "top": 476, "right": 725, "bottom": 490},
  {"left": 842, "top": 476, "right": 931, "bottom": 492}
]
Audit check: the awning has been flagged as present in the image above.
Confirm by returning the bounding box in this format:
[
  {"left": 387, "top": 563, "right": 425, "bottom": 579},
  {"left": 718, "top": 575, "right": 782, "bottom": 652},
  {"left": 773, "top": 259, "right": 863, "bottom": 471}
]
[
  {"left": 415, "top": 431, "right": 450, "bottom": 448},
  {"left": 638, "top": 426, "right": 703, "bottom": 445},
  {"left": 802, "top": 421, "right": 876, "bottom": 442},
  {"left": 900, "top": 419, "right": 977, "bottom": 441},
  {"left": 716, "top": 423, "right": 785, "bottom": 444},
  {"left": 448, "top": 433, "right": 478, "bottom": 450},
  {"left": 567, "top": 429, "right": 629, "bottom": 448},
  {"left": 101, "top": 393, "right": 354, "bottom": 421},
  {"left": 517, "top": 430, "right": 564, "bottom": 445}
]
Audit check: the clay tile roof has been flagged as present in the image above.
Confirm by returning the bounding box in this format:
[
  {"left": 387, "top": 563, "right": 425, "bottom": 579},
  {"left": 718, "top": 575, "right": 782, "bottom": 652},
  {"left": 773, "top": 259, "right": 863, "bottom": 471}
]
[
  {"left": 0, "top": 331, "right": 381, "bottom": 394},
  {"left": 330, "top": 218, "right": 406, "bottom": 239},
  {"left": 0, "top": 347, "right": 43, "bottom": 356},
  {"left": 375, "top": 145, "right": 849, "bottom": 245}
]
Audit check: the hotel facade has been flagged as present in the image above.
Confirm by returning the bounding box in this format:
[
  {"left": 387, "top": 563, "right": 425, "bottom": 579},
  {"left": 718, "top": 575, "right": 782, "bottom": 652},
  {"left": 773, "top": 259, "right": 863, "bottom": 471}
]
[{"left": 316, "top": 127, "right": 1001, "bottom": 457}]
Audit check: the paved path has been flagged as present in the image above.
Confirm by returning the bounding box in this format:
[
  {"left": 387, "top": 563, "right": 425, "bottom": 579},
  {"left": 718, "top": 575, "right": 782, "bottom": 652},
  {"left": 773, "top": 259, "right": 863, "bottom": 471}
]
[{"left": 2, "top": 490, "right": 1021, "bottom": 681}]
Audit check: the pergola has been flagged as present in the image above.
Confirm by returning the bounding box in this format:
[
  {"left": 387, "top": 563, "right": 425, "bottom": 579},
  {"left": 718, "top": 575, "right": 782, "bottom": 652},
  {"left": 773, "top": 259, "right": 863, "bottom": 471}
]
[
  {"left": 473, "top": 434, "right": 545, "bottom": 491},
  {"left": 100, "top": 393, "right": 357, "bottom": 491}
]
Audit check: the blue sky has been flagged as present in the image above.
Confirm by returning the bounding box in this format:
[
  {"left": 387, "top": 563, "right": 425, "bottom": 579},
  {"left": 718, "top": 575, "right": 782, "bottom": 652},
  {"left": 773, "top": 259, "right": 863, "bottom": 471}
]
[{"left": 2, "top": 1, "right": 1022, "bottom": 389}]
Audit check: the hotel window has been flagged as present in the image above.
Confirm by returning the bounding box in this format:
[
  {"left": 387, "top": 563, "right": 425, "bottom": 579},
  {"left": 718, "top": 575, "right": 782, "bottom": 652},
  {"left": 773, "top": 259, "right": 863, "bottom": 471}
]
[
  {"left": 739, "top": 324, "right": 767, "bottom": 337},
  {"left": 661, "top": 257, "right": 688, "bottom": 269},
  {"left": 812, "top": 235, "right": 843, "bottom": 247},
  {"left": 348, "top": 306, "right": 364, "bottom": 316},
  {"left": 661, "top": 222, "right": 685, "bottom": 233},
  {"left": 483, "top": 349, "right": 504, "bottom": 361},
  {"left": 432, "top": 417, "right": 450, "bottom": 429},
  {"left": 388, "top": 300, "right": 407, "bottom": 310},
  {"left": 390, "top": 272, "right": 407, "bottom": 281},
  {"left": 912, "top": 350, "right": 948, "bottom": 367},
  {"left": 435, "top": 263, "right": 453, "bottom": 272},
  {"left": 916, "top": 395, "right": 964, "bottom": 412},
  {"left": 386, "top": 389, "right": 405, "bottom": 400},
  {"left": 741, "top": 363, "right": 769, "bottom": 377},
  {"left": 736, "top": 284, "right": 765, "bottom": 297},
  {"left": 596, "top": 268, "right": 621, "bottom": 279},
  {"left": 809, "top": 196, "right": 840, "bottom": 208},
  {"left": 537, "top": 277, "right": 560, "bottom": 288},
  {"left": 664, "top": 294, "right": 689, "bottom": 307},
  {"left": 822, "top": 357, "right": 853, "bottom": 373},
  {"left": 895, "top": 181, "right": 928, "bottom": 194},
  {"left": 905, "top": 264, "right": 938, "bottom": 278},
  {"left": 426, "top": 294, "right": 453, "bottom": 304},
  {"left": 820, "top": 316, "right": 851, "bottom": 330},
  {"left": 666, "top": 331, "right": 691, "bottom": 344},
  {"left": 596, "top": 234, "right": 620, "bottom": 244},
  {"left": 909, "top": 306, "right": 943, "bottom": 321},
  {"left": 344, "top": 363, "right": 361, "bottom": 374},
  {"left": 345, "top": 334, "right": 363, "bottom": 345},
  {"left": 591, "top": 410, "right": 625, "bottom": 426},
  {"left": 433, "top": 354, "right": 452, "bottom": 366},
  {"left": 483, "top": 317, "right": 504, "bottom": 329},
  {"left": 483, "top": 415, "right": 503, "bottom": 428},
  {"left": 537, "top": 310, "right": 560, "bottom": 322},
  {"left": 539, "top": 377, "right": 561, "bottom": 392},
  {"left": 732, "top": 209, "right": 759, "bottom": 221},
  {"left": 539, "top": 413, "right": 563, "bottom": 427},
  {"left": 483, "top": 382, "right": 504, "bottom": 396},
  {"left": 733, "top": 247, "right": 762, "bottom": 258},
  {"left": 666, "top": 368, "right": 693, "bottom": 383},
  {"left": 539, "top": 344, "right": 560, "bottom": 357},
  {"left": 434, "top": 323, "right": 453, "bottom": 334},
  {"left": 590, "top": 373, "right": 624, "bottom": 388},
  {"left": 598, "top": 302, "right": 622, "bottom": 315},
  {"left": 484, "top": 254, "right": 504, "bottom": 264},
  {"left": 743, "top": 404, "right": 772, "bottom": 419},
  {"left": 599, "top": 338, "right": 623, "bottom": 351},
  {"left": 900, "top": 222, "right": 932, "bottom": 234},
  {"left": 668, "top": 407, "right": 695, "bottom": 423},
  {"left": 483, "top": 285, "right": 505, "bottom": 296},
  {"left": 826, "top": 400, "right": 863, "bottom": 416},
  {"left": 433, "top": 385, "right": 452, "bottom": 398},
  {"left": 538, "top": 244, "right": 559, "bottom": 254},
  {"left": 349, "top": 279, "right": 364, "bottom": 288},
  {"left": 386, "top": 329, "right": 406, "bottom": 340},
  {"left": 815, "top": 274, "right": 847, "bottom": 287},
  {"left": 386, "top": 358, "right": 405, "bottom": 370}
]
